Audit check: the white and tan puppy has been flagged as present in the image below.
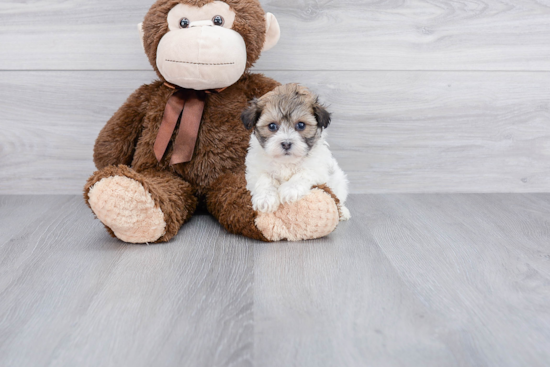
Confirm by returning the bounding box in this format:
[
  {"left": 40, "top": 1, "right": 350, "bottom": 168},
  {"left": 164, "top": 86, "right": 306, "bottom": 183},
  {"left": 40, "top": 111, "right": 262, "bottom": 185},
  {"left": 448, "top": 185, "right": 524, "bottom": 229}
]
[{"left": 241, "top": 83, "right": 351, "bottom": 221}]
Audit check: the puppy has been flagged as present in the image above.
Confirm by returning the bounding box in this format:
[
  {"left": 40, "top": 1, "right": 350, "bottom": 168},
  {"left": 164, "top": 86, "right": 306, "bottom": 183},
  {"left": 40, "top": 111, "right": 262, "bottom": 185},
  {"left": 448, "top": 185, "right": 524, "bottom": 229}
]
[{"left": 241, "top": 83, "right": 351, "bottom": 221}]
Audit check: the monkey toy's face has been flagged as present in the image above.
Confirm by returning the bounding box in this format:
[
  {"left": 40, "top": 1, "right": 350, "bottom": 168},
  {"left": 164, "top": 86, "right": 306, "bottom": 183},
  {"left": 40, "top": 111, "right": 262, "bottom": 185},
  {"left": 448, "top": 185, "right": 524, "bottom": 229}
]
[
  {"left": 140, "top": 0, "right": 280, "bottom": 91},
  {"left": 159, "top": 2, "right": 245, "bottom": 90}
]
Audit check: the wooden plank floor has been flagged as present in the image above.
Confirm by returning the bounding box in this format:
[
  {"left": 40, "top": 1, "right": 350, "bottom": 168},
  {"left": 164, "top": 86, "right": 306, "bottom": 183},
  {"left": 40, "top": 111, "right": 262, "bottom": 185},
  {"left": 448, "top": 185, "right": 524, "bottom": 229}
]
[{"left": 1, "top": 194, "right": 549, "bottom": 367}]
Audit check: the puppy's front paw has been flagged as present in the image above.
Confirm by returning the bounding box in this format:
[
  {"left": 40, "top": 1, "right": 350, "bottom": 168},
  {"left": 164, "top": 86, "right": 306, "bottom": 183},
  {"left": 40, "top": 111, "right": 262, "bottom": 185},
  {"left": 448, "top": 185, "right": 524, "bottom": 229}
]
[
  {"left": 278, "top": 182, "right": 310, "bottom": 205},
  {"left": 339, "top": 205, "right": 351, "bottom": 221},
  {"left": 252, "top": 190, "right": 280, "bottom": 213}
]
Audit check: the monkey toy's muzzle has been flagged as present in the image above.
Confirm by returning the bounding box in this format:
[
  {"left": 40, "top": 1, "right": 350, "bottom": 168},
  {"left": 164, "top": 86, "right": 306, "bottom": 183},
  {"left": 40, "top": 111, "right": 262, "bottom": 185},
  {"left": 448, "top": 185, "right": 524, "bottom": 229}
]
[{"left": 156, "top": 23, "right": 247, "bottom": 91}]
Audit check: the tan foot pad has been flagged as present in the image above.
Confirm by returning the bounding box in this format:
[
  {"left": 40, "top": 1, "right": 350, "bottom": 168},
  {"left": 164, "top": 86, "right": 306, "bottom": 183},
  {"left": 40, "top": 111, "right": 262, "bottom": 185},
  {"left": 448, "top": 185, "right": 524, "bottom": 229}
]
[
  {"left": 255, "top": 188, "right": 340, "bottom": 242},
  {"left": 88, "top": 176, "right": 166, "bottom": 244}
]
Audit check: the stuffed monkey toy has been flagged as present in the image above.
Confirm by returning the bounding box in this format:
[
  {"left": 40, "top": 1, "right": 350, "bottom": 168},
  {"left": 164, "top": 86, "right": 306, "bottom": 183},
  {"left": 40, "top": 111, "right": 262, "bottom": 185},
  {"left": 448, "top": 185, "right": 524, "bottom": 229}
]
[{"left": 84, "top": 0, "right": 341, "bottom": 243}]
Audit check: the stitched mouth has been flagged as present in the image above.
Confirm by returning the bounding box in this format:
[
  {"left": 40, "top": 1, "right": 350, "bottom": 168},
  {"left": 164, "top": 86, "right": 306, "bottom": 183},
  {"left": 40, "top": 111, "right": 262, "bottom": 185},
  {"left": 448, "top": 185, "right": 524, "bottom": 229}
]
[{"left": 166, "top": 59, "right": 235, "bottom": 66}]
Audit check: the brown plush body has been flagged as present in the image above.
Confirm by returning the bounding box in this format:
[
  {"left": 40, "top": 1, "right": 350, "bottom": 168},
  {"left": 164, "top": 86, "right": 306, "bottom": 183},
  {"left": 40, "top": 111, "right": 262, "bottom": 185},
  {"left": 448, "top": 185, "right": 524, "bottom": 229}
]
[{"left": 84, "top": 0, "right": 340, "bottom": 243}]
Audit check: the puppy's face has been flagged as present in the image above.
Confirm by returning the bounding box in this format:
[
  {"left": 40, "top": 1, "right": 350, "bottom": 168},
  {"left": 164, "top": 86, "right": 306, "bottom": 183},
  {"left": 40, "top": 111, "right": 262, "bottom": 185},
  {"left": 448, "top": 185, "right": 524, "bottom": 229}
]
[{"left": 241, "top": 84, "right": 331, "bottom": 162}]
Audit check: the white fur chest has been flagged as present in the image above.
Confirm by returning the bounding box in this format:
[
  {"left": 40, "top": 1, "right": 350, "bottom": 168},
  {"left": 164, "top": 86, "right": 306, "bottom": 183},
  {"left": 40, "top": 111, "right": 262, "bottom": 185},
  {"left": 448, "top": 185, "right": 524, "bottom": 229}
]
[{"left": 269, "top": 162, "right": 301, "bottom": 184}]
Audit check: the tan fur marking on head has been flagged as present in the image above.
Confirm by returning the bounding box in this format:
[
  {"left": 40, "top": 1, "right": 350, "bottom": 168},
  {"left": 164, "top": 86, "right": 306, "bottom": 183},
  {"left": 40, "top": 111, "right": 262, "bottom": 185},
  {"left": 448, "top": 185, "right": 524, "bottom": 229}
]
[{"left": 253, "top": 83, "right": 323, "bottom": 147}]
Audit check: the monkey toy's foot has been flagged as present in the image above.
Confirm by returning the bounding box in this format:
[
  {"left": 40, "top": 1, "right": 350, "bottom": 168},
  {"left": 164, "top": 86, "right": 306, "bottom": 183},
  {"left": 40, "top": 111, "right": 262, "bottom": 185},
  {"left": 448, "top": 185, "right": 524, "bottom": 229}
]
[
  {"left": 255, "top": 186, "right": 340, "bottom": 242},
  {"left": 84, "top": 165, "right": 197, "bottom": 244},
  {"left": 87, "top": 175, "right": 166, "bottom": 244}
]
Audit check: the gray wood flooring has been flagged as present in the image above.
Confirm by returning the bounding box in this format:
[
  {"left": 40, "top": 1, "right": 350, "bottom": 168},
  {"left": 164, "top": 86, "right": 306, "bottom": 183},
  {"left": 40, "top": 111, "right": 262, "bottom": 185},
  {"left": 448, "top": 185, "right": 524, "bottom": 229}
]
[{"left": 1, "top": 194, "right": 549, "bottom": 367}]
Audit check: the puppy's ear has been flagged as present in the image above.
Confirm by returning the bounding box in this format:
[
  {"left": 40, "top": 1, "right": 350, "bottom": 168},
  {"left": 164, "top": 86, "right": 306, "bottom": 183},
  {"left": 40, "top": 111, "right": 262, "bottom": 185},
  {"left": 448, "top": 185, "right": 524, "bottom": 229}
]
[
  {"left": 241, "top": 99, "right": 262, "bottom": 130},
  {"left": 313, "top": 99, "right": 331, "bottom": 129}
]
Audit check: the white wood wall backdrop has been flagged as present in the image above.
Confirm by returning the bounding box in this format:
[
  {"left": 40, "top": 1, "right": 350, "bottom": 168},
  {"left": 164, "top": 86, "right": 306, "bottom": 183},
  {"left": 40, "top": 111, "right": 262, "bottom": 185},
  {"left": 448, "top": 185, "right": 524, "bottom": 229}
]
[
  {"left": 1, "top": 0, "right": 550, "bottom": 71},
  {"left": 0, "top": 0, "right": 549, "bottom": 194},
  {"left": 1, "top": 71, "right": 548, "bottom": 194}
]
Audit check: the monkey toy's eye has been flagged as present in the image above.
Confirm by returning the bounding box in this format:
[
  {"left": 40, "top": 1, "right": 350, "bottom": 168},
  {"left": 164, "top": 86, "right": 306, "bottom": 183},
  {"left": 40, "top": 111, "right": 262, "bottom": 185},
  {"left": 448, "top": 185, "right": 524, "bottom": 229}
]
[
  {"left": 268, "top": 123, "right": 279, "bottom": 132},
  {"left": 296, "top": 122, "right": 306, "bottom": 131},
  {"left": 212, "top": 15, "right": 224, "bottom": 26},
  {"left": 180, "top": 18, "right": 190, "bottom": 28}
]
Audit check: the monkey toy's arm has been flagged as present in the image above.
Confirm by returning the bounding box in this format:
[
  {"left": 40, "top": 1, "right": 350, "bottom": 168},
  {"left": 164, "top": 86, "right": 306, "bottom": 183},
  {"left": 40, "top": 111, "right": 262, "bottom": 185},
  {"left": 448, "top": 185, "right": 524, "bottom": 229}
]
[
  {"left": 244, "top": 73, "right": 281, "bottom": 100},
  {"left": 85, "top": 83, "right": 198, "bottom": 244},
  {"left": 93, "top": 84, "right": 155, "bottom": 170}
]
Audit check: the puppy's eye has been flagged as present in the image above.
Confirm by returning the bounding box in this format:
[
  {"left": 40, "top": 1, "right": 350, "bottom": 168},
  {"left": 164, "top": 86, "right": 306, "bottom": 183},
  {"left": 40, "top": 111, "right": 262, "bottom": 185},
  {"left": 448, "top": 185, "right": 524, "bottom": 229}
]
[
  {"left": 212, "top": 15, "right": 224, "bottom": 26},
  {"left": 180, "top": 18, "right": 190, "bottom": 28},
  {"left": 268, "top": 123, "right": 279, "bottom": 132},
  {"left": 296, "top": 122, "right": 306, "bottom": 131}
]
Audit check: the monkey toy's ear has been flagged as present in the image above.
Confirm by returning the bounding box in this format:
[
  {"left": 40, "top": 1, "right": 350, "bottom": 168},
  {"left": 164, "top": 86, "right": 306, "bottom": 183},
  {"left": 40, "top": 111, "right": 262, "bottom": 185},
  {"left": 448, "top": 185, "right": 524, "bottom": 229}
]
[
  {"left": 263, "top": 13, "right": 281, "bottom": 52},
  {"left": 241, "top": 99, "right": 262, "bottom": 130},
  {"left": 138, "top": 22, "right": 145, "bottom": 50}
]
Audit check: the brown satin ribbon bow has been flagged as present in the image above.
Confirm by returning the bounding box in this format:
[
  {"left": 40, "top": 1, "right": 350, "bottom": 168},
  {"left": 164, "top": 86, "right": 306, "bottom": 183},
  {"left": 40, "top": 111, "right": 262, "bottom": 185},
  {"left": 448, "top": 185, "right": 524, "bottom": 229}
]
[{"left": 154, "top": 85, "right": 206, "bottom": 165}]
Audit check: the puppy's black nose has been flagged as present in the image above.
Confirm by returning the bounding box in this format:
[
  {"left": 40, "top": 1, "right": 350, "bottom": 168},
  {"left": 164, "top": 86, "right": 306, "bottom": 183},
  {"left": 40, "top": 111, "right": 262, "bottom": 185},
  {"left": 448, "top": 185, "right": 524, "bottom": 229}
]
[{"left": 281, "top": 142, "right": 292, "bottom": 151}]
